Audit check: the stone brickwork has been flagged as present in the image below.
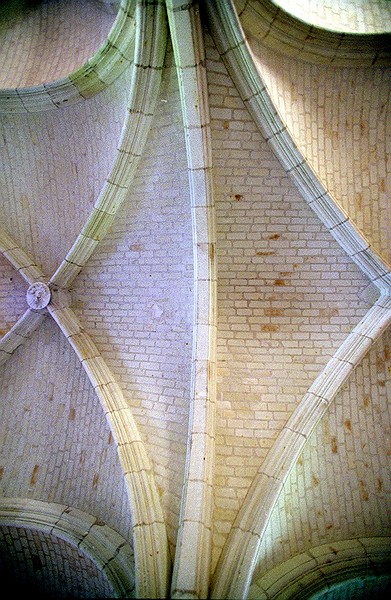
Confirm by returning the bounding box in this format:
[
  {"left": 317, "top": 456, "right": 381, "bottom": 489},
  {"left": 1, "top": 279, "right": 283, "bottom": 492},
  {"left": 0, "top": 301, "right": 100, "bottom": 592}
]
[
  {"left": 0, "top": 525, "right": 116, "bottom": 597},
  {"left": 0, "top": 254, "right": 26, "bottom": 335},
  {"left": 250, "top": 326, "right": 391, "bottom": 584},
  {"left": 251, "top": 41, "right": 391, "bottom": 264},
  {"left": 0, "top": 67, "right": 130, "bottom": 276},
  {"left": 206, "top": 31, "right": 371, "bottom": 570},
  {"left": 0, "top": 0, "right": 116, "bottom": 88},
  {"left": 0, "top": 0, "right": 389, "bottom": 597},
  {"left": 72, "top": 42, "right": 194, "bottom": 556},
  {"left": 0, "top": 318, "right": 133, "bottom": 543}
]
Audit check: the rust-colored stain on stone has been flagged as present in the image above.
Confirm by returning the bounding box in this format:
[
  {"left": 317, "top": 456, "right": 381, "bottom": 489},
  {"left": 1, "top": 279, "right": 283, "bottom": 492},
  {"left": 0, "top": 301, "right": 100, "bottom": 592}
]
[
  {"left": 256, "top": 251, "right": 275, "bottom": 256},
  {"left": 69, "top": 407, "right": 76, "bottom": 421},
  {"left": 234, "top": 194, "right": 243, "bottom": 201},
  {"left": 312, "top": 474, "right": 319, "bottom": 486},
  {"left": 384, "top": 343, "right": 390, "bottom": 361},
  {"left": 356, "top": 192, "right": 362, "bottom": 211},
  {"left": 261, "top": 324, "right": 280, "bottom": 332},
  {"left": 274, "top": 279, "right": 286, "bottom": 286},
  {"left": 331, "top": 436, "right": 338, "bottom": 453},
  {"left": 344, "top": 419, "right": 352, "bottom": 431},
  {"left": 359, "top": 479, "right": 369, "bottom": 501},
  {"left": 269, "top": 233, "right": 280, "bottom": 240},
  {"left": 92, "top": 474, "right": 99, "bottom": 489},
  {"left": 377, "top": 478, "right": 383, "bottom": 493},
  {"left": 264, "top": 308, "right": 283, "bottom": 316},
  {"left": 363, "top": 395, "right": 370, "bottom": 407},
  {"left": 0, "top": 467, "right": 3, "bottom": 480},
  {"left": 223, "top": 120, "right": 230, "bottom": 129},
  {"left": 108, "top": 431, "right": 113, "bottom": 445},
  {"left": 376, "top": 354, "right": 385, "bottom": 372},
  {"left": 319, "top": 307, "right": 339, "bottom": 317},
  {"left": 30, "top": 464, "right": 39, "bottom": 486},
  {"left": 326, "top": 523, "right": 333, "bottom": 530}
]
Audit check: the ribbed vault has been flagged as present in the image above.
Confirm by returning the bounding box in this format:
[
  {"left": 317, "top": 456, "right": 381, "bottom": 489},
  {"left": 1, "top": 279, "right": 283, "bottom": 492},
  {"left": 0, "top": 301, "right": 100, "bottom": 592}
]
[{"left": 0, "top": 1, "right": 389, "bottom": 598}]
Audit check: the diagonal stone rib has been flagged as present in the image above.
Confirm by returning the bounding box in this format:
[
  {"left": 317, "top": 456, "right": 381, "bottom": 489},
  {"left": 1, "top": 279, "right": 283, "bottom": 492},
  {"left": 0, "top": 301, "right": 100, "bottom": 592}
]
[
  {"left": 47, "top": 296, "right": 170, "bottom": 598},
  {"left": 0, "top": 226, "right": 48, "bottom": 367},
  {"left": 0, "top": 309, "right": 45, "bottom": 367},
  {"left": 205, "top": 0, "right": 391, "bottom": 294},
  {"left": 0, "top": 224, "right": 46, "bottom": 285},
  {"left": 49, "top": 0, "right": 168, "bottom": 291},
  {"left": 211, "top": 294, "right": 391, "bottom": 599}
]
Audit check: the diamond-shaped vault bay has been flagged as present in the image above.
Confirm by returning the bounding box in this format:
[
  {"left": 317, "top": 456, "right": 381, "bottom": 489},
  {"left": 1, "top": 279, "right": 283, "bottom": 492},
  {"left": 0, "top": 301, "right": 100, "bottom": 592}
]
[{"left": 71, "top": 42, "right": 194, "bottom": 556}]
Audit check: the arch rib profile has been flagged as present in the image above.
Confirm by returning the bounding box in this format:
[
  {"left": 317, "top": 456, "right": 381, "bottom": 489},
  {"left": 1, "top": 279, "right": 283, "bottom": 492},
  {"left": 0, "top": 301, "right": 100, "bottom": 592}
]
[
  {"left": 205, "top": 1, "right": 391, "bottom": 597},
  {"left": 0, "top": 0, "right": 137, "bottom": 114},
  {"left": 205, "top": 0, "right": 391, "bottom": 294},
  {"left": 249, "top": 536, "right": 391, "bottom": 599},
  {"left": 166, "top": 1, "right": 217, "bottom": 598},
  {"left": 48, "top": 297, "right": 170, "bottom": 599},
  {"left": 50, "top": 0, "right": 168, "bottom": 290},
  {"left": 0, "top": 498, "right": 135, "bottom": 598}
]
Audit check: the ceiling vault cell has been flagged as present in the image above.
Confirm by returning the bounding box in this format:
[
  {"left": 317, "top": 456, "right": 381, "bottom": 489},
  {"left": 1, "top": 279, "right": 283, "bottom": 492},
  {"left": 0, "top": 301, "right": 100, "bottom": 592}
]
[
  {"left": 206, "top": 0, "right": 391, "bottom": 294},
  {"left": 0, "top": 0, "right": 390, "bottom": 599},
  {"left": 0, "top": 1, "right": 171, "bottom": 597},
  {"left": 0, "top": 0, "right": 138, "bottom": 113},
  {"left": 211, "top": 292, "right": 391, "bottom": 599}
]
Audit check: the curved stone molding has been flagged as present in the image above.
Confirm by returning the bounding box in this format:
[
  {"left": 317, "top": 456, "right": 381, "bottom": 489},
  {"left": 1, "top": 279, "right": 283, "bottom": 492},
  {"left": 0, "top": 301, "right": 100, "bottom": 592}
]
[
  {"left": 211, "top": 293, "right": 391, "bottom": 599},
  {"left": 0, "top": 227, "right": 48, "bottom": 366},
  {"left": 47, "top": 298, "right": 170, "bottom": 599},
  {"left": 233, "top": 0, "right": 391, "bottom": 66},
  {"left": 248, "top": 536, "right": 391, "bottom": 599},
  {"left": 0, "top": 498, "right": 135, "bottom": 598},
  {"left": 205, "top": 0, "right": 391, "bottom": 294},
  {"left": 0, "top": 309, "right": 45, "bottom": 367},
  {"left": 50, "top": 0, "right": 168, "bottom": 289},
  {"left": 0, "top": 225, "right": 46, "bottom": 285},
  {"left": 0, "top": 0, "right": 137, "bottom": 114},
  {"left": 0, "top": 4, "right": 170, "bottom": 595},
  {"left": 166, "top": 1, "right": 217, "bottom": 597}
]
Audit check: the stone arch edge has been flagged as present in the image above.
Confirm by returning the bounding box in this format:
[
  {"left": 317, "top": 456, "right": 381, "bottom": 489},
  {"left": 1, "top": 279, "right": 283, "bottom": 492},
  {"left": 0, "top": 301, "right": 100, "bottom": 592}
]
[
  {"left": 0, "top": 497, "right": 135, "bottom": 598},
  {"left": 249, "top": 536, "right": 391, "bottom": 599},
  {"left": 0, "top": 0, "right": 137, "bottom": 114}
]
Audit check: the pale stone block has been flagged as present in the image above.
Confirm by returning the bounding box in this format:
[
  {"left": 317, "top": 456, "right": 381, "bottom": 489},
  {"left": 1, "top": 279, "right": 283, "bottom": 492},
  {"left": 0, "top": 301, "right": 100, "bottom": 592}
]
[
  {"left": 83, "top": 355, "right": 115, "bottom": 388},
  {"left": 82, "top": 208, "right": 116, "bottom": 241}
]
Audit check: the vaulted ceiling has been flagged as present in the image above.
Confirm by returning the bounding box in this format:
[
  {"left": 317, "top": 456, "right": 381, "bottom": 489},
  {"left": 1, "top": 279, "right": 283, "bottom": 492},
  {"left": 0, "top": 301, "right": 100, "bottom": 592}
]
[{"left": 0, "top": 1, "right": 390, "bottom": 598}]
